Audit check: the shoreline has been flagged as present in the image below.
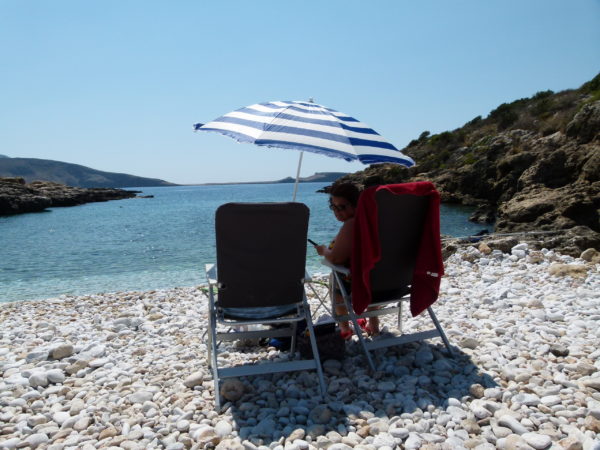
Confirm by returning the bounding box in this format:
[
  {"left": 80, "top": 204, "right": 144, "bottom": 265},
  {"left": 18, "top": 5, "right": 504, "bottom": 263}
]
[
  {"left": 0, "top": 269, "right": 335, "bottom": 306},
  {"left": 1, "top": 243, "right": 599, "bottom": 449}
]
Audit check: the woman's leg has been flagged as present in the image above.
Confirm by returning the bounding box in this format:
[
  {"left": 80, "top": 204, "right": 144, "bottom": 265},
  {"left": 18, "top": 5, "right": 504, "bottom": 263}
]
[
  {"left": 335, "top": 292, "right": 352, "bottom": 336},
  {"left": 367, "top": 312, "right": 380, "bottom": 335},
  {"left": 357, "top": 307, "right": 380, "bottom": 336}
]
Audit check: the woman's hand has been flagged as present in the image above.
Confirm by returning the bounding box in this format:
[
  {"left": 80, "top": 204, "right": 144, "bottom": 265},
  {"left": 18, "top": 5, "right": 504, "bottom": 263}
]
[{"left": 315, "top": 244, "right": 327, "bottom": 256}]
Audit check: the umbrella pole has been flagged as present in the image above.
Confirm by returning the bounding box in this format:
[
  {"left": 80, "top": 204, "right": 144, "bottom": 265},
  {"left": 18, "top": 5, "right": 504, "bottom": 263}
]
[{"left": 292, "top": 151, "right": 304, "bottom": 201}]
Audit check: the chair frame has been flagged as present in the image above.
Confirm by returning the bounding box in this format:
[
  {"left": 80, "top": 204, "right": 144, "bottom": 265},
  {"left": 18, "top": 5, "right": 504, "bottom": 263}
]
[
  {"left": 204, "top": 203, "right": 326, "bottom": 409},
  {"left": 324, "top": 187, "right": 453, "bottom": 371},
  {"left": 326, "top": 262, "right": 453, "bottom": 372}
]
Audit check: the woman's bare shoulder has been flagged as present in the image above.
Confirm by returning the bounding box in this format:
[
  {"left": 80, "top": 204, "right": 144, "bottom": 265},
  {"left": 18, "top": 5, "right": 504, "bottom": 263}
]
[
  {"left": 338, "top": 217, "right": 355, "bottom": 236},
  {"left": 342, "top": 217, "right": 355, "bottom": 229}
]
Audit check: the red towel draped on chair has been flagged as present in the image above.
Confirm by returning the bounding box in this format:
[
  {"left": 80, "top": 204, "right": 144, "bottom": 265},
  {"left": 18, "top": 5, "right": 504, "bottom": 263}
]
[{"left": 351, "top": 182, "right": 444, "bottom": 316}]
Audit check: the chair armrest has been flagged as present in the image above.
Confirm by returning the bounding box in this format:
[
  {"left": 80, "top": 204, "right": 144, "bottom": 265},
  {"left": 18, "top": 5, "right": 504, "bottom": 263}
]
[
  {"left": 320, "top": 258, "right": 350, "bottom": 276},
  {"left": 205, "top": 263, "right": 217, "bottom": 286}
]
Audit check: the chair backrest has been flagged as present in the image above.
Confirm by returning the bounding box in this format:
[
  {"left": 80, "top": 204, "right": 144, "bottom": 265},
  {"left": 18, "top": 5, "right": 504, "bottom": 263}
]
[
  {"left": 369, "top": 190, "right": 429, "bottom": 293},
  {"left": 215, "top": 202, "right": 309, "bottom": 308}
]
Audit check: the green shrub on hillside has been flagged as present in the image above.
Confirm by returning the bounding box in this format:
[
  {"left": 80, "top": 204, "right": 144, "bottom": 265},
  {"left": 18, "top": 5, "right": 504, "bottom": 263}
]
[
  {"left": 489, "top": 103, "right": 519, "bottom": 129},
  {"left": 472, "top": 135, "right": 493, "bottom": 151},
  {"left": 532, "top": 90, "right": 554, "bottom": 100},
  {"left": 532, "top": 96, "right": 554, "bottom": 117},
  {"left": 578, "top": 73, "right": 600, "bottom": 106},
  {"left": 588, "top": 90, "right": 600, "bottom": 103},
  {"left": 429, "top": 131, "right": 454, "bottom": 146},
  {"left": 408, "top": 130, "right": 431, "bottom": 147},
  {"left": 385, "top": 165, "right": 404, "bottom": 178},
  {"left": 580, "top": 73, "right": 600, "bottom": 93},
  {"left": 419, "top": 131, "right": 431, "bottom": 141},
  {"left": 466, "top": 115, "right": 482, "bottom": 127},
  {"left": 463, "top": 152, "right": 476, "bottom": 165}
]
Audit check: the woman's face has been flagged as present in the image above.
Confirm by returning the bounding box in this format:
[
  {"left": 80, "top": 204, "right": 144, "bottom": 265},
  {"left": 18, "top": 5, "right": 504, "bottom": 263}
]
[{"left": 329, "top": 195, "right": 355, "bottom": 222}]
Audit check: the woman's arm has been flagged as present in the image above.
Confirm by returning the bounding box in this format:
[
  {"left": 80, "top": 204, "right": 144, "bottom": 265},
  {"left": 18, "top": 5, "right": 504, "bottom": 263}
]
[{"left": 317, "top": 218, "right": 354, "bottom": 265}]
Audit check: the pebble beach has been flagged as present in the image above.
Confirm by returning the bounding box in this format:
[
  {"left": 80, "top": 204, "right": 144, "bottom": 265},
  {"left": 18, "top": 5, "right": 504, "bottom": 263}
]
[{"left": 1, "top": 243, "right": 599, "bottom": 450}]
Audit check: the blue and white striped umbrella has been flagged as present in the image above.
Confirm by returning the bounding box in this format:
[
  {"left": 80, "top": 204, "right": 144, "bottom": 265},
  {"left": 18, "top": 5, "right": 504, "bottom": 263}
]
[{"left": 194, "top": 100, "right": 415, "bottom": 167}]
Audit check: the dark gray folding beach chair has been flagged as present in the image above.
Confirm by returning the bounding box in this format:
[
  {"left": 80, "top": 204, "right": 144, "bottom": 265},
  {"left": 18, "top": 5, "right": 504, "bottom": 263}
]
[
  {"left": 325, "top": 186, "right": 453, "bottom": 372},
  {"left": 205, "top": 202, "right": 326, "bottom": 409}
]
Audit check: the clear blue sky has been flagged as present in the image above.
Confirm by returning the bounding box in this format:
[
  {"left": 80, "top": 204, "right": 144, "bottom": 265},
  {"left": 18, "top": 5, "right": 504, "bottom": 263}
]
[{"left": 1, "top": 1, "right": 599, "bottom": 184}]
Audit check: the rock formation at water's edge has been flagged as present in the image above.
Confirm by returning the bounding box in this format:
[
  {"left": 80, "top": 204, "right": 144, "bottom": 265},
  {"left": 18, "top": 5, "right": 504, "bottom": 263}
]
[{"left": 0, "top": 178, "right": 140, "bottom": 216}]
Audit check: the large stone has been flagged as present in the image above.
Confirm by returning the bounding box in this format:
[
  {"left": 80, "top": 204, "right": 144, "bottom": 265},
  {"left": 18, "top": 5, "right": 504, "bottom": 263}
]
[
  {"left": 220, "top": 379, "right": 245, "bottom": 402},
  {"left": 583, "top": 378, "right": 600, "bottom": 391},
  {"left": 548, "top": 264, "right": 588, "bottom": 279},
  {"left": 522, "top": 432, "right": 552, "bottom": 449},
  {"left": 65, "top": 359, "right": 89, "bottom": 375},
  {"left": 28, "top": 372, "right": 49, "bottom": 388},
  {"left": 46, "top": 369, "right": 65, "bottom": 384},
  {"left": 498, "top": 415, "right": 529, "bottom": 435},
  {"left": 566, "top": 100, "right": 600, "bottom": 144},
  {"left": 584, "top": 415, "right": 600, "bottom": 433},
  {"left": 214, "top": 420, "right": 233, "bottom": 437},
  {"left": 98, "top": 426, "right": 119, "bottom": 440},
  {"left": 128, "top": 390, "right": 154, "bottom": 404},
  {"left": 183, "top": 371, "right": 204, "bottom": 388},
  {"left": 50, "top": 344, "right": 74, "bottom": 360},
  {"left": 24, "top": 433, "right": 49, "bottom": 448},
  {"left": 581, "top": 248, "right": 600, "bottom": 263}
]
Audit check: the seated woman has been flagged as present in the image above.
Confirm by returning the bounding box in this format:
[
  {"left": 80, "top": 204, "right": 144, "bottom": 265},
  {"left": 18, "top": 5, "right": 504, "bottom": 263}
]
[{"left": 314, "top": 182, "right": 379, "bottom": 339}]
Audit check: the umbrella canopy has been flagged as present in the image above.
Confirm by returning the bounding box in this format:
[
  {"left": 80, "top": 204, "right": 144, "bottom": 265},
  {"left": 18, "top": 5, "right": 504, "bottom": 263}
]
[
  {"left": 194, "top": 100, "right": 415, "bottom": 200},
  {"left": 194, "top": 100, "right": 415, "bottom": 167}
]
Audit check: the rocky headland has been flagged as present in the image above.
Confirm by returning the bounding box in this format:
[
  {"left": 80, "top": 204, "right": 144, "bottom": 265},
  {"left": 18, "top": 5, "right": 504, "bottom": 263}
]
[
  {"left": 0, "top": 177, "right": 140, "bottom": 216},
  {"left": 331, "top": 74, "right": 600, "bottom": 256}
]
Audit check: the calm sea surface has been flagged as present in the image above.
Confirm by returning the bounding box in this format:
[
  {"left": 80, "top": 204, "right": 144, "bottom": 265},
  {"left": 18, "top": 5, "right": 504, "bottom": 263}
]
[{"left": 0, "top": 183, "right": 486, "bottom": 303}]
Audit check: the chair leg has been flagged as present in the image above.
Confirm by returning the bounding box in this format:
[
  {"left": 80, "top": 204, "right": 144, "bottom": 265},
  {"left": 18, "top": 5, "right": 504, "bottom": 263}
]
[
  {"left": 346, "top": 306, "right": 376, "bottom": 373},
  {"left": 207, "top": 324, "right": 212, "bottom": 369},
  {"left": 427, "top": 307, "right": 453, "bottom": 357},
  {"left": 302, "top": 298, "right": 327, "bottom": 398},
  {"left": 331, "top": 271, "right": 377, "bottom": 372},
  {"left": 398, "top": 300, "right": 403, "bottom": 333},
  {"left": 207, "top": 290, "right": 215, "bottom": 369},
  {"left": 210, "top": 331, "right": 221, "bottom": 408},
  {"left": 290, "top": 321, "right": 298, "bottom": 354},
  {"left": 208, "top": 290, "right": 222, "bottom": 408}
]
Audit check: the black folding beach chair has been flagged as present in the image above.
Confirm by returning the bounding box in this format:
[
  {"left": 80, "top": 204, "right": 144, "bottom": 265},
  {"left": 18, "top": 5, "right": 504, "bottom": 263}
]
[
  {"left": 325, "top": 183, "right": 453, "bottom": 372},
  {"left": 205, "top": 202, "right": 326, "bottom": 409}
]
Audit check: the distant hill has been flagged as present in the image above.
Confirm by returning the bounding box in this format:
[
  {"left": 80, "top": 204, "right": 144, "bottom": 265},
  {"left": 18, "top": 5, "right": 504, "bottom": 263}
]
[
  {"left": 274, "top": 172, "right": 349, "bottom": 183},
  {"left": 0, "top": 157, "right": 176, "bottom": 188},
  {"left": 201, "top": 171, "right": 349, "bottom": 185}
]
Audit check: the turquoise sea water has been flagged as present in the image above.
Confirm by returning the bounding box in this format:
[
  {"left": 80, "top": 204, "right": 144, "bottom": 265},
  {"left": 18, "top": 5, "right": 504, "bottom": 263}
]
[{"left": 0, "top": 183, "right": 486, "bottom": 303}]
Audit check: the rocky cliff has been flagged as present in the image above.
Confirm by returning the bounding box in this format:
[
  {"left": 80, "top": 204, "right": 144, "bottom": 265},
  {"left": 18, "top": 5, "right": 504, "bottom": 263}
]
[
  {"left": 0, "top": 178, "right": 140, "bottom": 216},
  {"left": 331, "top": 74, "right": 600, "bottom": 255}
]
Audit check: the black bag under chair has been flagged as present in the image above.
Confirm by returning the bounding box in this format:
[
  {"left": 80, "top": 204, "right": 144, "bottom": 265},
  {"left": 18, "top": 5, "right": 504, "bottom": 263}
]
[{"left": 297, "top": 322, "right": 346, "bottom": 361}]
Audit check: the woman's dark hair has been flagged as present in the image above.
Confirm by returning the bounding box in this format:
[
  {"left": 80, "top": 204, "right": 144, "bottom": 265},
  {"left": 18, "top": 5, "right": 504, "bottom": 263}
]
[{"left": 329, "top": 182, "right": 360, "bottom": 207}]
